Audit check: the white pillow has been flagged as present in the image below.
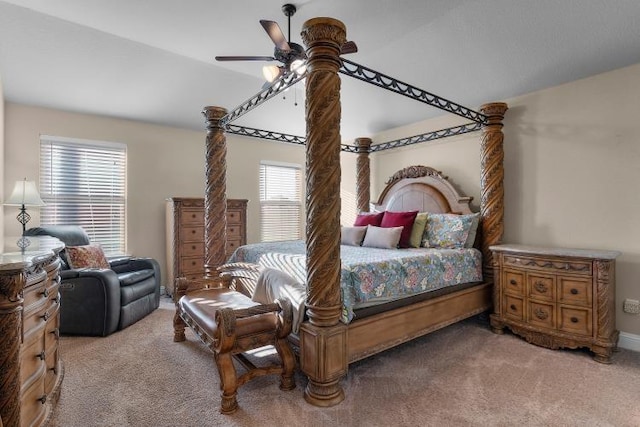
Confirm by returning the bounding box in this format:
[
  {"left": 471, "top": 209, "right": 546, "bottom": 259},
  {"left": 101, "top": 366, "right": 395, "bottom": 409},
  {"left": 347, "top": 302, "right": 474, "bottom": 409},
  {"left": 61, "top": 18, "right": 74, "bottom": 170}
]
[
  {"left": 341, "top": 226, "right": 367, "bottom": 246},
  {"left": 362, "top": 225, "right": 403, "bottom": 249}
]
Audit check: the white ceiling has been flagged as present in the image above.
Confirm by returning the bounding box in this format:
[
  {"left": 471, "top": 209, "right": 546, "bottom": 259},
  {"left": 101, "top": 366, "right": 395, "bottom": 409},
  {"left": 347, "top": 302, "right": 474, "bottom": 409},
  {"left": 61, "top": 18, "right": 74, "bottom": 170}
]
[{"left": 1, "top": 0, "right": 640, "bottom": 141}]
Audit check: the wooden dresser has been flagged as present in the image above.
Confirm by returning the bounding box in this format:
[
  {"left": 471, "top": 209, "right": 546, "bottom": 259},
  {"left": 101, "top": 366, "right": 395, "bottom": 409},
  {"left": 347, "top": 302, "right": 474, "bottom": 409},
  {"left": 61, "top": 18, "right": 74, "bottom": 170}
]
[
  {"left": 0, "top": 236, "right": 64, "bottom": 427},
  {"left": 489, "top": 244, "right": 621, "bottom": 363},
  {"left": 165, "top": 198, "right": 247, "bottom": 296}
]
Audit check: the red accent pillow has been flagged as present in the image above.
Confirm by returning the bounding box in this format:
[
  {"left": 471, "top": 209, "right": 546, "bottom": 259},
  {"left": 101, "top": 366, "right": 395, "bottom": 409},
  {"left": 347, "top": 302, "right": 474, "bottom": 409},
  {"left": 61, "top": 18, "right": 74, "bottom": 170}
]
[
  {"left": 380, "top": 210, "right": 419, "bottom": 248},
  {"left": 354, "top": 212, "right": 384, "bottom": 227}
]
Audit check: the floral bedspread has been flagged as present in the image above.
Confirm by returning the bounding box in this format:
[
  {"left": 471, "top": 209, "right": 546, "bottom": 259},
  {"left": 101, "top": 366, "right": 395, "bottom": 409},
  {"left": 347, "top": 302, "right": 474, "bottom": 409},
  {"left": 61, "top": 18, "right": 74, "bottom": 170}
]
[{"left": 227, "top": 240, "right": 482, "bottom": 323}]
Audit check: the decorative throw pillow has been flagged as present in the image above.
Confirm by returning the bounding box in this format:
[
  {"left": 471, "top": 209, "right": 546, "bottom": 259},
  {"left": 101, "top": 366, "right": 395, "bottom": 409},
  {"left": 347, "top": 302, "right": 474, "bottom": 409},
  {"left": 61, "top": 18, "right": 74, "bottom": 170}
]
[
  {"left": 422, "top": 213, "right": 476, "bottom": 249},
  {"left": 408, "top": 212, "right": 428, "bottom": 248},
  {"left": 66, "top": 244, "right": 110, "bottom": 269},
  {"left": 341, "top": 226, "right": 367, "bottom": 246},
  {"left": 362, "top": 225, "right": 403, "bottom": 249},
  {"left": 380, "top": 210, "right": 418, "bottom": 248},
  {"left": 464, "top": 213, "right": 481, "bottom": 248},
  {"left": 354, "top": 211, "right": 384, "bottom": 227}
]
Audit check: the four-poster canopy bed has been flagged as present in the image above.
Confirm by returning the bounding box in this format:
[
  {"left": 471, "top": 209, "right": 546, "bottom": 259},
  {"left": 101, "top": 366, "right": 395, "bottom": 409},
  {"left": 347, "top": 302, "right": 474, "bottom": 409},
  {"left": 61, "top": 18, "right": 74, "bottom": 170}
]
[{"left": 174, "top": 16, "right": 507, "bottom": 409}]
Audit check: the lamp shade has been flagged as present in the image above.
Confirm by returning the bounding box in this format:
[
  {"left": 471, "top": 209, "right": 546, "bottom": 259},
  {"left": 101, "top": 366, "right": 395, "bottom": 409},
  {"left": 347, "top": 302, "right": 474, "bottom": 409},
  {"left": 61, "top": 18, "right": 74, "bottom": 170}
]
[
  {"left": 4, "top": 179, "right": 46, "bottom": 207},
  {"left": 262, "top": 65, "right": 283, "bottom": 83}
]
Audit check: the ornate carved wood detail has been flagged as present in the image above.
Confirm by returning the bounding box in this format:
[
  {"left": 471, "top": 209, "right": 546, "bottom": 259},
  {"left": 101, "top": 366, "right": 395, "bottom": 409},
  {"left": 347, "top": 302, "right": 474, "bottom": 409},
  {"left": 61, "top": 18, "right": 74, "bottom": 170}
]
[
  {"left": 595, "top": 260, "right": 615, "bottom": 340},
  {"left": 0, "top": 270, "right": 25, "bottom": 427},
  {"left": 203, "top": 106, "right": 229, "bottom": 278},
  {"left": 301, "top": 17, "right": 346, "bottom": 328},
  {"left": 503, "top": 256, "right": 591, "bottom": 274},
  {"left": 479, "top": 102, "right": 508, "bottom": 279},
  {"left": 384, "top": 165, "right": 446, "bottom": 186},
  {"left": 355, "top": 137, "right": 372, "bottom": 213}
]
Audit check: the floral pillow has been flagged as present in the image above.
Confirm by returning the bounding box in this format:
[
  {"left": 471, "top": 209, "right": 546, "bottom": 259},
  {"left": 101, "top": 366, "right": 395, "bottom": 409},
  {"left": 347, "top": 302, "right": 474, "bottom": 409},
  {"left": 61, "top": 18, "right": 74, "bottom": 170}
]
[
  {"left": 66, "top": 244, "right": 110, "bottom": 269},
  {"left": 422, "top": 213, "right": 477, "bottom": 249}
]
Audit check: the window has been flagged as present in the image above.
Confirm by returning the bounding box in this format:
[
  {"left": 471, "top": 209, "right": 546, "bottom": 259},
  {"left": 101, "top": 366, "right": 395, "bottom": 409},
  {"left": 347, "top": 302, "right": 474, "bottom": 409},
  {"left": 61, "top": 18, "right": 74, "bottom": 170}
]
[
  {"left": 259, "top": 162, "right": 302, "bottom": 242},
  {"left": 39, "top": 136, "right": 127, "bottom": 255}
]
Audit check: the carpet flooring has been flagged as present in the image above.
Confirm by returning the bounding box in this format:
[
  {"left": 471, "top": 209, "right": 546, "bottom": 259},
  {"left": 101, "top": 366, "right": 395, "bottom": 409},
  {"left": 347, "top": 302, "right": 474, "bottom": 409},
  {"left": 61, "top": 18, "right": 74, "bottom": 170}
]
[{"left": 49, "top": 297, "right": 640, "bottom": 427}]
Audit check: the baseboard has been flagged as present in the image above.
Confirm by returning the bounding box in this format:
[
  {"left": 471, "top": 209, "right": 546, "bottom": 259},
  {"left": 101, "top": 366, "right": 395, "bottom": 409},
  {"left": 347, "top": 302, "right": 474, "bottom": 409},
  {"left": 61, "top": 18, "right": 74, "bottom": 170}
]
[{"left": 618, "top": 331, "right": 640, "bottom": 352}]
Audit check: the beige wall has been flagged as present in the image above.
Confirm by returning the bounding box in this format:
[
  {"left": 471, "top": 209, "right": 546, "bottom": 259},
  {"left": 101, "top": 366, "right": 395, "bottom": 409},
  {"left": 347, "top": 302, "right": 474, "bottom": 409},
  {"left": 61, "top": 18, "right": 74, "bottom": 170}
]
[
  {"left": 0, "top": 75, "right": 4, "bottom": 249},
  {"left": 3, "top": 103, "right": 305, "bottom": 286},
  {"left": 356, "top": 62, "right": 640, "bottom": 335}
]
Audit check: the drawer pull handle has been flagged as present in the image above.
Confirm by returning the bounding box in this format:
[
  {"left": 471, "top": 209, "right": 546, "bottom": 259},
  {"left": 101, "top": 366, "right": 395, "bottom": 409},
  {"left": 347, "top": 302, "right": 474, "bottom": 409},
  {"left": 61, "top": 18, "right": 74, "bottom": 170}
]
[
  {"left": 192, "top": 214, "right": 196, "bottom": 218},
  {"left": 509, "top": 279, "right": 517, "bottom": 285},
  {"left": 191, "top": 230, "right": 196, "bottom": 234},
  {"left": 51, "top": 366, "right": 58, "bottom": 375},
  {"left": 54, "top": 295, "right": 61, "bottom": 304},
  {"left": 41, "top": 288, "right": 49, "bottom": 298},
  {"left": 570, "top": 317, "right": 579, "bottom": 323},
  {"left": 570, "top": 288, "right": 579, "bottom": 295},
  {"left": 192, "top": 261, "right": 196, "bottom": 266},
  {"left": 192, "top": 245, "right": 196, "bottom": 250},
  {"left": 37, "top": 395, "right": 47, "bottom": 404},
  {"left": 534, "top": 308, "right": 548, "bottom": 320},
  {"left": 41, "top": 312, "right": 50, "bottom": 321},
  {"left": 534, "top": 281, "right": 548, "bottom": 293},
  {"left": 37, "top": 351, "right": 46, "bottom": 361},
  {"left": 509, "top": 304, "right": 517, "bottom": 311},
  {"left": 51, "top": 328, "right": 60, "bottom": 339}
]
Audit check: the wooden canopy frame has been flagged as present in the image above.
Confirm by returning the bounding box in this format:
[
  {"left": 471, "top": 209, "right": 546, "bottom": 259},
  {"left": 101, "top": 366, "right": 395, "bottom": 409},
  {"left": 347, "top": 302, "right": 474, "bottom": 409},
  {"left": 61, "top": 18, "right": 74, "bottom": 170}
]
[{"left": 198, "top": 17, "right": 507, "bottom": 407}]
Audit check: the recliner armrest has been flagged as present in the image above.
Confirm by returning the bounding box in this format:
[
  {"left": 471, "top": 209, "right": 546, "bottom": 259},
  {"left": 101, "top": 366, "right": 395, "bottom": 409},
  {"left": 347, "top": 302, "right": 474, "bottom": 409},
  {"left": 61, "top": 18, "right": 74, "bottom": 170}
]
[{"left": 108, "top": 256, "right": 134, "bottom": 267}]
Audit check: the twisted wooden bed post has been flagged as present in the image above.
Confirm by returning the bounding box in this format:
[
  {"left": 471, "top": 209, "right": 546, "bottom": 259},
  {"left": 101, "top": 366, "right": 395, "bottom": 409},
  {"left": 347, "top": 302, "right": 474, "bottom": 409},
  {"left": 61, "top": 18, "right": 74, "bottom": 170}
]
[
  {"left": 479, "top": 102, "right": 508, "bottom": 281},
  {"left": 355, "top": 137, "right": 372, "bottom": 213},
  {"left": 299, "top": 17, "right": 348, "bottom": 407},
  {"left": 202, "top": 106, "right": 229, "bottom": 278}
]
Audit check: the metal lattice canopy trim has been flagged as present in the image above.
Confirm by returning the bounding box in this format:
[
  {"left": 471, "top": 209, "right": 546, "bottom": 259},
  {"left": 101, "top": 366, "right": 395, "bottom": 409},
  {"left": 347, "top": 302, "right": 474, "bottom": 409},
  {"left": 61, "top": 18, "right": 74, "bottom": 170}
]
[{"left": 220, "top": 59, "right": 488, "bottom": 152}]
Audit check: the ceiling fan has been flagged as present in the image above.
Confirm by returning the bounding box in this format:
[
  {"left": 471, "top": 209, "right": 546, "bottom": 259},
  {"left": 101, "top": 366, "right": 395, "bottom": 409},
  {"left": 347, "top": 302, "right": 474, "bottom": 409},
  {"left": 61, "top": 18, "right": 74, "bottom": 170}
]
[{"left": 215, "top": 3, "right": 357, "bottom": 83}]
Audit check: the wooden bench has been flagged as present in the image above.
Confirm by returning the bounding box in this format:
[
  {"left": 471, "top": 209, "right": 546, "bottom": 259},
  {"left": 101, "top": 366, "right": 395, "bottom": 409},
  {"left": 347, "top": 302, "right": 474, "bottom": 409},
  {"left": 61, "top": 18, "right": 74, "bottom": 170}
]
[{"left": 173, "top": 273, "right": 296, "bottom": 414}]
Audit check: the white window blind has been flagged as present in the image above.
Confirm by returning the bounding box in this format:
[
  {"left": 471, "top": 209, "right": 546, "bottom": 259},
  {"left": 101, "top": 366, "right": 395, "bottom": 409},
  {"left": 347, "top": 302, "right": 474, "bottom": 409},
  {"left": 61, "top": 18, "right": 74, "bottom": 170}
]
[
  {"left": 39, "top": 136, "right": 127, "bottom": 255},
  {"left": 259, "top": 162, "right": 302, "bottom": 242}
]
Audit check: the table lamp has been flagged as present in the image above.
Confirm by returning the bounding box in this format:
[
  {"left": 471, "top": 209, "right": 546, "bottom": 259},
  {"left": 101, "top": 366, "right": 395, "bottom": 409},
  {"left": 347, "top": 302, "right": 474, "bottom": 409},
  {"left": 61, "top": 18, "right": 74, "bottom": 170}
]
[{"left": 4, "top": 178, "right": 46, "bottom": 239}]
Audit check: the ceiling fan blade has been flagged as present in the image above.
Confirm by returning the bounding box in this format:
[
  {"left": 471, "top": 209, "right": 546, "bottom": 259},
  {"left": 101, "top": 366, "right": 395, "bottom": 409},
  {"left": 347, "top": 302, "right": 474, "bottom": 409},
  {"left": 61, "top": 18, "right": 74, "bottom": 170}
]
[
  {"left": 341, "top": 41, "right": 358, "bottom": 55},
  {"left": 260, "top": 20, "right": 290, "bottom": 51},
  {"left": 215, "top": 55, "right": 277, "bottom": 62}
]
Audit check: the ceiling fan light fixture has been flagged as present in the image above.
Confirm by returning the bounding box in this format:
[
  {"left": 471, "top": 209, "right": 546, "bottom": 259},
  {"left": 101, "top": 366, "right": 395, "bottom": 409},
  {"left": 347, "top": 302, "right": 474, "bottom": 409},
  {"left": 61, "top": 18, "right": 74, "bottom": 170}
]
[
  {"left": 262, "top": 64, "right": 282, "bottom": 82},
  {"left": 290, "top": 59, "right": 306, "bottom": 75}
]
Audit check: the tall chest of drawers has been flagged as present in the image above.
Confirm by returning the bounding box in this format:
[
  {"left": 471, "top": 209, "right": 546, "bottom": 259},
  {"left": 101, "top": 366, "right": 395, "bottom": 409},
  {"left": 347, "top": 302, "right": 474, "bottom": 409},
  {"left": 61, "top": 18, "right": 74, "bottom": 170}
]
[
  {"left": 165, "top": 197, "right": 247, "bottom": 297},
  {"left": 489, "top": 244, "right": 621, "bottom": 363},
  {"left": 0, "top": 236, "right": 64, "bottom": 427}
]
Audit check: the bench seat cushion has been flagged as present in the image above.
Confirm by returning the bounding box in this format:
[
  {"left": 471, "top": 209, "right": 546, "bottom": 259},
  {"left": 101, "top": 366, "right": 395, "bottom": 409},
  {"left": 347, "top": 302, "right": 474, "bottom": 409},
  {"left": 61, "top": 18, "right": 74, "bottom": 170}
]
[{"left": 179, "top": 288, "right": 279, "bottom": 341}]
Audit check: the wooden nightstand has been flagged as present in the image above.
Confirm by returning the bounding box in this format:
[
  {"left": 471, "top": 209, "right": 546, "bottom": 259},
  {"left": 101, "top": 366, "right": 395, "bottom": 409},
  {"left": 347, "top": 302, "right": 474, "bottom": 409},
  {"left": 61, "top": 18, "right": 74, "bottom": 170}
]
[{"left": 489, "top": 244, "right": 621, "bottom": 363}]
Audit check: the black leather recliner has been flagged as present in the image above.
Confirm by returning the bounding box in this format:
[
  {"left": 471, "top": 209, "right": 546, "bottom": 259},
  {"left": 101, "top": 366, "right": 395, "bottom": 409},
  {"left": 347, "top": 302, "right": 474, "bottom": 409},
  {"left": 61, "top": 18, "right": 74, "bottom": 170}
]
[{"left": 25, "top": 225, "right": 161, "bottom": 336}]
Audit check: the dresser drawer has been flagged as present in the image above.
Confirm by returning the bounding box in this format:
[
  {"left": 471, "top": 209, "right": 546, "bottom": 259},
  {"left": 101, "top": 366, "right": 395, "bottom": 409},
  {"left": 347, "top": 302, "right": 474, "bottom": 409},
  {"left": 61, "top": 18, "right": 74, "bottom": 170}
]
[
  {"left": 227, "top": 223, "right": 242, "bottom": 238},
  {"left": 504, "top": 294, "right": 524, "bottom": 321},
  {"left": 181, "top": 226, "right": 204, "bottom": 242},
  {"left": 227, "top": 209, "right": 242, "bottom": 225},
  {"left": 180, "top": 256, "right": 205, "bottom": 274},
  {"left": 23, "top": 302, "right": 50, "bottom": 340},
  {"left": 503, "top": 255, "right": 592, "bottom": 276},
  {"left": 558, "top": 276, "right": 592, "bottom": 307},
  {"left": 559, "top": 306, "right": 592, "bottom": 336},
  {"left": 24, "top": 281, "right": 49, "bottom": 311},
  {"left": 503, "top": 270, "right": 525, "bottom": 295},
  {"left": 527, "top": 273, "right": 555, "bottom": 302},
  {"left": 226, "top": 239, "right": 242, "bottom": 256},
  {"left": 20, "top": 333, "right": 46, "bottom": 387},
  {"left": 181, "top": 209, "right": 204, "bottom": 225},
  {"left": 181, "top": 242, "right": 205, "bottom": 257},
  {"left": 528, "top": 301, "right": 555, "bottom": 329},
  {"left": 20, "top": 373, "right": 47, "bottom": 427}
]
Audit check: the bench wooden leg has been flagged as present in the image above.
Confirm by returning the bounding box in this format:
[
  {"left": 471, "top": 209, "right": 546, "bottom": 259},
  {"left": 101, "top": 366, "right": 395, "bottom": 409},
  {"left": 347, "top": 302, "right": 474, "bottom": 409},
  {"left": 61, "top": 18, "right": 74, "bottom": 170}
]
[
  {"left": 214, "top": 352, "right": 239, "bottom": 414},
  {"left": 173, "top": 311, "right": 186, "bottom": 342},
  {"left": 275, "top": 337, "right": 296, "bottom": 391}
]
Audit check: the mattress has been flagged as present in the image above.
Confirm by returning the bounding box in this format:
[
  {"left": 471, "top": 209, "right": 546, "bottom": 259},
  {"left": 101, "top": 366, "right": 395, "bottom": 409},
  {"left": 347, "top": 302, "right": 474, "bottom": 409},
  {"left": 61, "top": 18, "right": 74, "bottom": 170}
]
[{"left": 227, "top": 240, "right": 483, "bottom": 324}]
